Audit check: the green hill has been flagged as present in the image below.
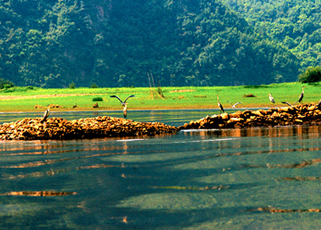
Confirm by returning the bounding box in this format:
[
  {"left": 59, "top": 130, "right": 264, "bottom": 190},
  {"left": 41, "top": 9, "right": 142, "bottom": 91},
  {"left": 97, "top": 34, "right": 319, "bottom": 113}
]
[
  {"left": 221, "top": 0, "right": 321, "bottom": 72},
  {"left": 0, "top": 0, "right": 301, "bottom": 88}
]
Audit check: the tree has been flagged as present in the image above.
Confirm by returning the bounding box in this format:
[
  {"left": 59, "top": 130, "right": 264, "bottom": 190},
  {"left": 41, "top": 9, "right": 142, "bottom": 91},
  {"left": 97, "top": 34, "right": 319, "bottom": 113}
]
[{"left": 298, "top": 66, "right": 321, "bottom": 83}]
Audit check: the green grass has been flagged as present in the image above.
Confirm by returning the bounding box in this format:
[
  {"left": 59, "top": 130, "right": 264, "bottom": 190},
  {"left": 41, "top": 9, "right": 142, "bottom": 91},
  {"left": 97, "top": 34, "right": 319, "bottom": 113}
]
[{"left": 0, "top": 82, "right": 320, "bottom": 112}]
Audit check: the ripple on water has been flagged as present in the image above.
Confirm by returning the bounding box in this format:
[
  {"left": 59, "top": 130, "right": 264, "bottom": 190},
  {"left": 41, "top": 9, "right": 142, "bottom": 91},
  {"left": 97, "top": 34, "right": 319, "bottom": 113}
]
[{"left": 1, "top": 111, "right": 321, "bottom": 229}]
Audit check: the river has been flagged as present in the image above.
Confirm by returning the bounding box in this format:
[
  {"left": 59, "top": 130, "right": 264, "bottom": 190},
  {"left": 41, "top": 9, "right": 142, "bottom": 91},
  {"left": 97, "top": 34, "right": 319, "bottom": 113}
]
[{"left": 1, "top": 109, "right": 321, "bottom": 229}]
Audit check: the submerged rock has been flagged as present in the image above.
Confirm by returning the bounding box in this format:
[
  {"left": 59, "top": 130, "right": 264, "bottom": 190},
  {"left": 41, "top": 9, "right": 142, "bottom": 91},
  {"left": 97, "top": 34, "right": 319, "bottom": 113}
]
[
  {"left": 179, "top": 103, "right": 321, "bottom": 130},
  {"left": 0, "top": 116, "right": 178, "bottom": 140}
]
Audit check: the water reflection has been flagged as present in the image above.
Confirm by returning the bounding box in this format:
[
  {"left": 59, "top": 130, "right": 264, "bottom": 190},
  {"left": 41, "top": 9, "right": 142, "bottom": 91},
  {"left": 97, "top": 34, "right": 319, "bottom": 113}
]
[
  {"left": 182, "top": 125, "right": 321, "bottom": 139},
  {"left": 1, "top": 191, "right": 77, "bottom": 196},
  {"left": 249, "top": 207, "right": 321, "bottom": 213},
  {"left": 2, "top": 111, "right": 321, "bottom": 229}
]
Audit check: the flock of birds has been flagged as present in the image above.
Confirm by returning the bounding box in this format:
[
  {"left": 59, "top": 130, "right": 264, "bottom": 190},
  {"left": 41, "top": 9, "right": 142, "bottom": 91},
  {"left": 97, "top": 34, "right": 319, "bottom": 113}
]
[
  {"left": 272, "top": 86, "right": 305, "bottom": 108},
  {"left": 216, "top": 86, "right": 313, "bottom": 114},
  {"left": 216, "top": 95, "right": 242, "bottom": 114},
  {"left": 41, "top": 86, "right": 318, "bottom": 122},
  {"left": 41, "top": 94, "right": 136, "bottom": 122}
]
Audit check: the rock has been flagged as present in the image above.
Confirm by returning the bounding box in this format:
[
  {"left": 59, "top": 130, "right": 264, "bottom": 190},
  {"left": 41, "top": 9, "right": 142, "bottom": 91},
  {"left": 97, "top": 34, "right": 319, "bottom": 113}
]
[
  {"left": 0, "top": 116, "right": 178, "bottom": 141},
  {"left": 221, "top": 113, "right": 229, "bottom": 120},
  {"left": 180, "top": 103, "right": 321, "bottom": 130}
]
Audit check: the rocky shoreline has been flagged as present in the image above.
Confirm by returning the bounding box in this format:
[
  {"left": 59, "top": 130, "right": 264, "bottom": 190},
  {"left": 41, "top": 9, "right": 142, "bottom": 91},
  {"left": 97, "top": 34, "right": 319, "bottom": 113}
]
[
  {"left": 2, "top": 103, "right": 321, "bottom": 140},
  {"left": 0, "top": 116, "right": 178, "bottom": 140},
  {"left": 179, "top": 103, "right": 321, "bottom": 130}
]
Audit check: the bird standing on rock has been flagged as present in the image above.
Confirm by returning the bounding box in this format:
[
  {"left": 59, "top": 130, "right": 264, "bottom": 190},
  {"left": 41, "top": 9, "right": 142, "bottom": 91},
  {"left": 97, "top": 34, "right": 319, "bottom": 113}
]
[
  {"left": 41, "top": 106, "right": 50, "bottom": 123},
  {"left": 216, "top": 95, "right": 224, "bottom": 113},
  {"left": 269, "top": 93, "right": 275, "bottom": 108},
  {"left": 110, "top": 95, "right": 135, "bottom": 118},
  {"left": 294, "top": 86, "right": 305, "bottom": 104}
]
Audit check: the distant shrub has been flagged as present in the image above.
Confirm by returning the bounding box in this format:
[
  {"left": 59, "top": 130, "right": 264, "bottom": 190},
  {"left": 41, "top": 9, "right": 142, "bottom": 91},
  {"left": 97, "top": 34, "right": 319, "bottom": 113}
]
[
  {"left": 90, "top": 83, "right": 98, "bottom": 88},
  {"left": 92, "top": 97, "right": 103, "bottom": 101},
  {"left": 243, "top": 85, "right": 268, "bottom": 88},
  {"left": 0, "top": 78, "right": 14, "bottom": 89},
  {"left": 243, "top": 94, "right": 256, "bottom": 97},
  {"left": 69, "top": 82, "right": 76, "bottom": 89},
  {"left": 299, "top": 66, "right": 321, "bottom": 83}
]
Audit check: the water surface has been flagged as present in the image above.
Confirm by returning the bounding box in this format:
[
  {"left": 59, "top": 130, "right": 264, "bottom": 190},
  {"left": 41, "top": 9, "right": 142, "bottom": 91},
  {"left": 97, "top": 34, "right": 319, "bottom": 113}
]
[{"left": 1, "top": 110, "right": 321, "bottom": 229}]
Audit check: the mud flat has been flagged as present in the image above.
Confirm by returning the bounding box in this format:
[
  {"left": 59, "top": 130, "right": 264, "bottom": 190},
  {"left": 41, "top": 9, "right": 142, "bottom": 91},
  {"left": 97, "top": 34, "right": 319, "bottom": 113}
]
[
  {"left": 0, "top": 116, "right": 178, "bottom": 140},
  {"left": 179, "top": 103, "right": 321, "bottom": 130}
]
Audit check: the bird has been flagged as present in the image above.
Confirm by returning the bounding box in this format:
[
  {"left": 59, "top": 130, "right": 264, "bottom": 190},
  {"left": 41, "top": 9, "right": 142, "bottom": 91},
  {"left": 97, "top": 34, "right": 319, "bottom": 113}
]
[
  {"left": 41, "top": 106, "right": 50, "bottom": 123},
  {"left": 317, "top": 99, "right": 321, "bottom": 110},
  {"left": 123, "top": 104, "right": 128, "bottom": 118},
  {"left": 281, "top": 101, "right": 293, "bottom": 107},
  {"left": 269, "top": 93, "right": 275, "bottom": 107},
  {"left": 216, "top": 95, "right": 224, "bottom": 113},
  {"left": 110, "top": 95, "right": 135, "bottom": 106},
  {"left": 294, "top": 86, "right": 305, "bottom": 104},
  {"left": 110, "top": 95, "right": 135, "bottom": 118},
  {"left": 227, "top": 101, "right": 242, "bottom": 108}
]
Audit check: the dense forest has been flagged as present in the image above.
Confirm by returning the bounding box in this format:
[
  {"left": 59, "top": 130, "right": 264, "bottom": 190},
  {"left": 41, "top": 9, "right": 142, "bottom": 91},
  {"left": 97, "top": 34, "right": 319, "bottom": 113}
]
[
  {"left": 221, "top": 0, "right": 321, "bottom": 72},
  {"left": 0, "top": 0, "right": 317, "bottom": 88}
]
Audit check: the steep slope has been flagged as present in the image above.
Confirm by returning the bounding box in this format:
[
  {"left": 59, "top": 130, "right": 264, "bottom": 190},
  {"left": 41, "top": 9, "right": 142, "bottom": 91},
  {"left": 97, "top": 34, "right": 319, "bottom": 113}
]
[
  {"left": 0, "top": 0, "right": 300, "bottom": 87},
  {"left": 221, "top": 0, "right": 321, "bottom": 71}
]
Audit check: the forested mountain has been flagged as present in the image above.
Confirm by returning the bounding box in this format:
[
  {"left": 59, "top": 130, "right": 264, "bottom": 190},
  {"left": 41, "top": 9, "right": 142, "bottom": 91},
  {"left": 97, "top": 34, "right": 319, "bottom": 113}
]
[
  {"left": 0, "top": 0, "right": 306, "bottom": 87},
  {"left": 221, "top": 0, "right": 321, "bottom": 72}
]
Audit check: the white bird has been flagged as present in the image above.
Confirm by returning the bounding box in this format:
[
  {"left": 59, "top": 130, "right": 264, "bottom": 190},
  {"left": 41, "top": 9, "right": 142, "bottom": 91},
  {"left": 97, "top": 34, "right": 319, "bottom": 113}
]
[
  {"left": 110, "top": 95, "right": 135, "bottom": 118},
  {"left": 227, "top": 101, "right": 242, "bottom": 108},
  {"left": 269, "top": 93, "right": 275, "bottom": 108},
  {"left": 123, "top": 104, "right": 128, "bottom": 118}
]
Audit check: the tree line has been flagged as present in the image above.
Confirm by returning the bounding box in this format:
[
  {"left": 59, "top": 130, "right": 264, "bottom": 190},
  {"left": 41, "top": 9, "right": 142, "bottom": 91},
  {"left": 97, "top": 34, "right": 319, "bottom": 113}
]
[{"left": 1, "top": 0, "right": 314, "bottom": 88}]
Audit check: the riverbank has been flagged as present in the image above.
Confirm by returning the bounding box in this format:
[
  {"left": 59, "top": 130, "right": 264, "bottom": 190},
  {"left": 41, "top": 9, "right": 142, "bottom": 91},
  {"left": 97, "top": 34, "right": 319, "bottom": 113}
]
[{"left": 0, "top": 83, "right": 319, "bottom": 112}]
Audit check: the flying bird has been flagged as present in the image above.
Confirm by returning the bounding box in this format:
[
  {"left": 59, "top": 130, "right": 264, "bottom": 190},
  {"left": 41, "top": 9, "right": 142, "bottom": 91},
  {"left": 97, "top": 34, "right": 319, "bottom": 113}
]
[
  {"left": 227, "top": 101, "right": 242, "bottom": 108},
  {"left": 110, "top": 95, "right": 135, "bottom": 106},
  {"left": 294, "top": 86, "right": 305, "bottom": 104},
  {"left": 269, "top": 93, "right": 275, "bottom": 107},
  {"left": 110, "top": 95, "right": 135, "bottom": 118},
  {"left": 41, "top": 106, "right": 50, "bottom": 123},
  {"left": 216, "top": 95, "right": 224, "bottom": 113},
  {"left": 281, "top": 101, "right": 293, "bottom": 107}
]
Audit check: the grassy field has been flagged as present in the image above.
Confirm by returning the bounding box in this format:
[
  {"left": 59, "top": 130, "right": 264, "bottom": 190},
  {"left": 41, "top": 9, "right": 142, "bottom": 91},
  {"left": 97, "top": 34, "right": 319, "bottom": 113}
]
[{"left": 0, "top": 82, "right": 320, "bottom": 112}]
